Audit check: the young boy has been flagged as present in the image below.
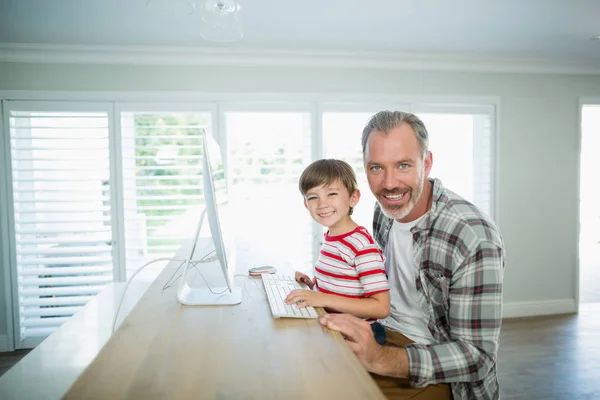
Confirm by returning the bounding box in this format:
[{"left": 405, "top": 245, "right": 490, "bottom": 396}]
[{"left": 284, "top": 159, "right": 390, "bottom": 344}]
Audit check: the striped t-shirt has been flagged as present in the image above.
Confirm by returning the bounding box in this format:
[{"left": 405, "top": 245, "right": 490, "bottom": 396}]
[{"left": 314, "top": 226, "right": 389, "bottom": 299}]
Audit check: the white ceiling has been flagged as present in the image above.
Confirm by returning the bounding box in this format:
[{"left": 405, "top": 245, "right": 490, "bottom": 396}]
[{"left": 1, "top": 0, "right": 600, "bottom": 65}]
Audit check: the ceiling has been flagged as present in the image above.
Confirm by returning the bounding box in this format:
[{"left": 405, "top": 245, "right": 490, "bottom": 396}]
[{"left": 1, "top": 0, "right": 600, "bottom": 66}]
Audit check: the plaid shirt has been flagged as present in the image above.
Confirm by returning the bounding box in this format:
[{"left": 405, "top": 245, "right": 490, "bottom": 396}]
[{"left": 373, "top": 178, "right": 505, "bottom": 400}]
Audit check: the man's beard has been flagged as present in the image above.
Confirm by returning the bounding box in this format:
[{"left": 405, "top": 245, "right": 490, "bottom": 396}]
[{"left": 377, "top": 167, "right": 425, "bottom": 221}]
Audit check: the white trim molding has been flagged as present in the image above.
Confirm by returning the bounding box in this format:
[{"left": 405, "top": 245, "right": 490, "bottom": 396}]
[
  {"left": 1, "top": 43, "right": 600, "bottom": 75},
  {"left": 0, "top": 334, "right": 8, "bottom": 352},
  {"left": 503, "top": 299, "right": 577, "bottom": 319}
]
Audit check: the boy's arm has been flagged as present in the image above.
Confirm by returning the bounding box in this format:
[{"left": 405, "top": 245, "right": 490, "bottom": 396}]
[
  {"left": 284, "top": 290, "right": 390, "bottom": 319},
  {"left": 320, "top": 291, "right": 390, "bottom": 319}
]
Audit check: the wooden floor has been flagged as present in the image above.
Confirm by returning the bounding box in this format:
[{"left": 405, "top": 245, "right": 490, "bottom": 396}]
[
  {"left": 1, "top": 305, "right": 599, "bottom": 399},
  {"left": 498, "top": 303, "right": 600, "bottom": 400},
  {"left": 0, "top": 349, "right": 30, "bottom": 378}
]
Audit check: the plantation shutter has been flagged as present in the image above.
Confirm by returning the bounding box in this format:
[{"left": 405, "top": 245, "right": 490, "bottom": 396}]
[{"left": 6, "top": 103, "right": 114, "bottom": 348}]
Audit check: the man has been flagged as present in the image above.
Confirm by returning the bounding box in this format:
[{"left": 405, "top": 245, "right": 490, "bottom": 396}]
[{"left": 320, "top": 111, "right": 505, "bottom": 400}]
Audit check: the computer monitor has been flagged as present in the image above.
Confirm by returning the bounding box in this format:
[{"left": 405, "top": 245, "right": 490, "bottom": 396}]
[{"left": 176, "top": 133, "right": 242, "bottom": 305}]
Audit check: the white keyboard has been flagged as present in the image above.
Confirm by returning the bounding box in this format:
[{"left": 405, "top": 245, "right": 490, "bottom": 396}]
[{"left": 262, "top": 274, "right": 319, "bottom": 319}]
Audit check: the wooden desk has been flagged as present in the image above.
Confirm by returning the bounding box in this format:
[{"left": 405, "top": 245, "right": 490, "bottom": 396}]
[
  {"left": 63, "top": 248, "right": 385, "bottom": 399},
  {"left": 0, "top": 282, "right": 151, "bottom": 400}
]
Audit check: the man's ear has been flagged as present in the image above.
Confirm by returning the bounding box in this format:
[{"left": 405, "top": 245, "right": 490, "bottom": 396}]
[
  {"left": 350, "top": 189, "right": 361, "bottom": 208},
  {"left": 423, "top": 151, "right": 433, "bottom": 178}
]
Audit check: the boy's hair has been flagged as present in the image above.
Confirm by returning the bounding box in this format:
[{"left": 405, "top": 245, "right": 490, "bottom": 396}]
[{"left": 299, "top": 159, "right": 358, "bottom": 215}]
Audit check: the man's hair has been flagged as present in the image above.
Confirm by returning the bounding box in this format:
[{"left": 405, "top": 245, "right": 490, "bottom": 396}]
[
  {"left": 361, "top": 111, "right": 429, "bottom": 157},
  {"left": 299, "top": 159, "right": 358, "bottom": 197}
]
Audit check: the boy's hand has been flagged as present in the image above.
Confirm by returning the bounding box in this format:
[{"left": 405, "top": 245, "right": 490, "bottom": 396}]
[
  {"left": 285, "top": 289, "right": 327, "bottom": 308},
  {"left": 294, "top": 271, "right": 315, "bottom": 289}
]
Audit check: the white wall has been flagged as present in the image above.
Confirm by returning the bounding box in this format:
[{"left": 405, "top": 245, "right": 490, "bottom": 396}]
[{"left": 1, "top": 61, "right": 599, "bottom": 341}]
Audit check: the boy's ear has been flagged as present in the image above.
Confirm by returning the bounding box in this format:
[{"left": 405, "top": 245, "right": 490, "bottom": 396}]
[
  {"left": 350, "top": 189, "right": 361, "bottom": 207},
  {"left": 303, "top": 199, "right": 309, "bottom": 210}
]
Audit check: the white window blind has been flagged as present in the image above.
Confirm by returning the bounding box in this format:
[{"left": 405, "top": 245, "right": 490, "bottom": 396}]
[
  {"left": 223, "top": 111, "right": 314, "bottom": 271},
  {"left": 120, "top": 111, "right": 211, "bottom": 279},
  {"left": 7, "top": 106, "right": 113, "bottom": 347}
]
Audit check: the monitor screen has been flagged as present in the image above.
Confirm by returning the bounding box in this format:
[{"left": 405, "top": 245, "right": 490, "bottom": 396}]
[
  {"left": 177, "top": 132, "right": 240, "bottom": 305},
  {"left": 201, "top": 133, "right": 235, "bottom": 291}
]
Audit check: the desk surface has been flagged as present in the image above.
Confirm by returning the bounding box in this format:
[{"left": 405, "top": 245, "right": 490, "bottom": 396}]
[
  {"left": 0, "top": 282, "right": 151, "bottom": 400},
  {"left": 63, "top": 248, "right": 385, "bottom": 399}
]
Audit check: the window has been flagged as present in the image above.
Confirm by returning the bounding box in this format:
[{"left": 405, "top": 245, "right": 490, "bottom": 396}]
[
  {"left": 5, "top": 102, "right": 114, "bottom": 348},
  {"left": 415, "top": 108, "right": 494, "bottom": 217},
  {"left": 0, "top": 98, "right": 496, "bottom": 349},
  {"left": 119, "top": 108, "right": 213, "bottom": 280},
  {"left": 221, "top": 109, "right": 314, "bottom": 271},
  {"left": 322, "top": 111, "right": 380, "bottom": 231}
]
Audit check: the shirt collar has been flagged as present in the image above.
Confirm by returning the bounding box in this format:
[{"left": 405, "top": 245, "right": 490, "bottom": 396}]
[{"left": 411, "top": 178, "right": 444, "bottom": 234}]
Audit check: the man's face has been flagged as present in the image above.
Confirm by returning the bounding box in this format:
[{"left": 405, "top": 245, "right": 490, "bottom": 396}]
[{"left": 364, "top": 123, "right": 432, "bottom": 222}]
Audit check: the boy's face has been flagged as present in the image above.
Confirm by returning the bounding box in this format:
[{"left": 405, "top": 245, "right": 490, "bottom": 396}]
[{"left": 303, "top": 180, "right": 359, "bottom": 231}]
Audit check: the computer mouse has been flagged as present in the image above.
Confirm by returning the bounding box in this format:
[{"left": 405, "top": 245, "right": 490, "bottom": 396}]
[{"left": 248, "top": 265, "right": 277, "bottom": 275}]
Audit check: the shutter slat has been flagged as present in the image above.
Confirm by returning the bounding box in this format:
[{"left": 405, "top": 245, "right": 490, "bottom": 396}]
[
  {"left": 23, "top": 327, "right": 58, "bottom": 338},
  {"left": 134, "top": 195, "right": 202, "bottom": 201},
  {"left": 16, "top": 217, "right": 112, "bottom": 224},
  {"left": 19, "top": 266, "right": 112, "bottom": 276},
  {"left": 132, "top": 175, "right": 202, "bottom": 181},
  {"left": 22, "top": 317, "right": 71, "bottom": 328},
  {"left": 131, "top": 134, "right": 208, "bottom": 139},
  {"left": 18, "top": 246, "right": 112, "bottom": 256},
  {"left": 22, "top": 296, "right": 94, "bottom": 307},
  {"left": 126, "top": 165, "right": 200, "bottom": 171},
  {"left": 15, "top": 207, "right": 111, "bottom": 214},
  {"left": 21, "top": 275, "right": 113, "bottom": 286},
  {"left": 16, "top": 228, "right": 111, "bottom": 234},
  {"left": 132, "top": 155, "right": 201, "bottom": 161},
  {"left": 11, "top": 146, "right": 109, "bottom": 151},
  {"left": 21, "top": 286, "right": 105, "bottom": 296},
  {"left": 23, "top": 306, "right": 84, "bottom": 318},
  {"left": 17, "top": 236, "right": 112, "bottom": 245},
  {"left": 133, "top": 185, "right": 202, "bottom": 191},
  {"left": 19, "top": 255, "right": 112, "bottom": 265}
]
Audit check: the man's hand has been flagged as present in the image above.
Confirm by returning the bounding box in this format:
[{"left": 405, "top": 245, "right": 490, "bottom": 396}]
[
  {"left": 285, "top": 289, "right": 326, "bottom": 308},
  {"left": 319, "top": 313, "right": 382, "bottom": 371},
  {"left": 294, "top": 271, "right": 315, "bottom": 289},
  {"left": 319, "top": 313, "right": 409, "bottom": 378}
]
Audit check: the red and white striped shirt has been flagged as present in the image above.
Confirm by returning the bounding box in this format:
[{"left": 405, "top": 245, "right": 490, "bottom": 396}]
[{"left": 314, "top": 226, "right": 389, "bottom": 299}]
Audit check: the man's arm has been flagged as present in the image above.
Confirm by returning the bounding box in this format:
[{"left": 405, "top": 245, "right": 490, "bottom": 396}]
[
  {"left": 402, "top": 239, "right": 504, "bottom": 387},
  {"left": 320, "top": 239, "right": 504, "bottom": 387}
]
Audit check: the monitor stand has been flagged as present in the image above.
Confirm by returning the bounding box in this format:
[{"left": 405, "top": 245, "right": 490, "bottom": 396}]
[
  {"left": 177, "top": 281, "right": 242, "bottom": 305},
  {"left": 176, "top": 209, "right": 242, "bottom": 306}
]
